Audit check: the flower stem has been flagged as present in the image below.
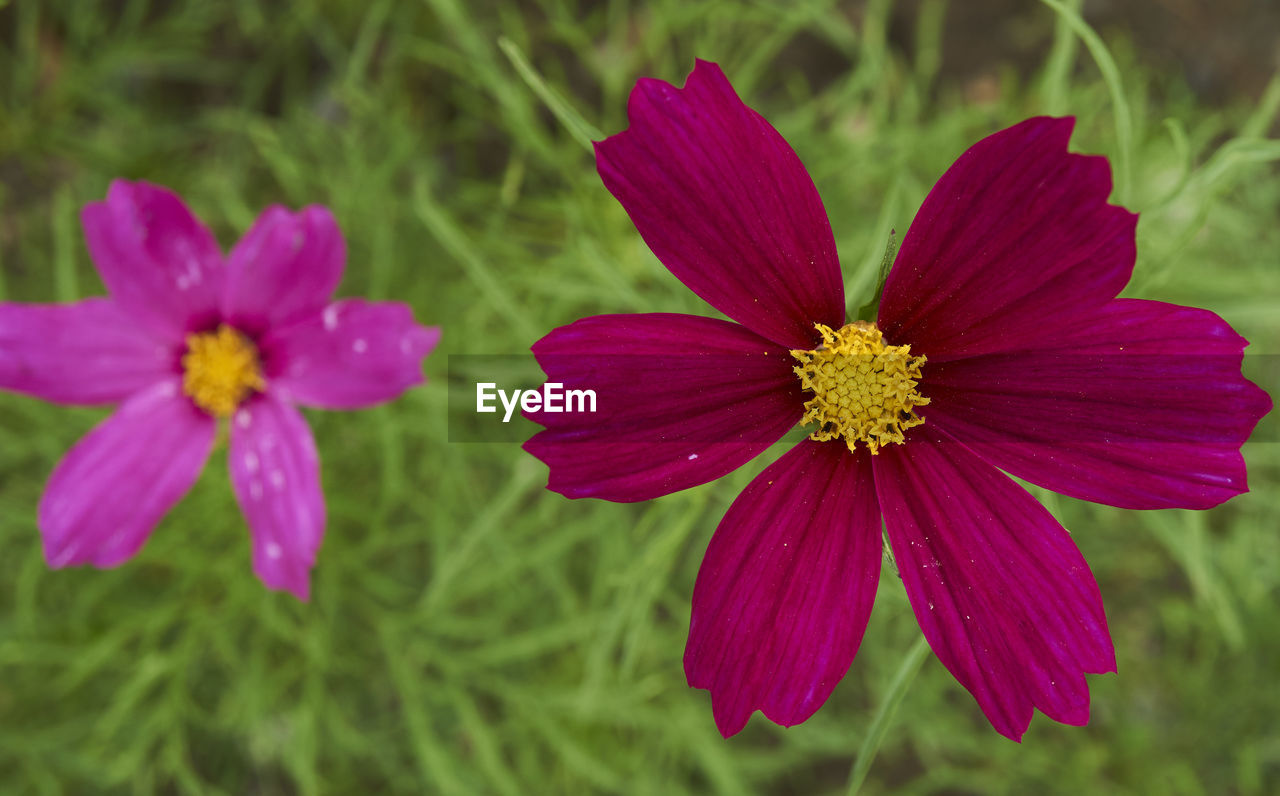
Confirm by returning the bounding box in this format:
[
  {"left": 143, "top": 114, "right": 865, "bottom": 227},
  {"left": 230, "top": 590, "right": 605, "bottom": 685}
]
[{"left": 845, "top": 634, "right": 931, "bottom": 796}]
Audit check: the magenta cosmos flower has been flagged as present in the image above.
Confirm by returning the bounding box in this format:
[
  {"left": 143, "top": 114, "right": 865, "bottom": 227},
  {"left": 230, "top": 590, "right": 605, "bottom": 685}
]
[
  {"left": 0, "top": 181, "right": 439, "bottom": 600},
  {"left": 524, "top": 61, "right": 1271, "bottom": 739}
]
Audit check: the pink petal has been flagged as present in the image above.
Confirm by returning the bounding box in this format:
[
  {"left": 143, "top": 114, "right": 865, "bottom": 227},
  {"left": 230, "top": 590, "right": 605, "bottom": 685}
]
[
  {"left": 222, "top": 205, "right": 346, "bottom": 336},
  {"left": 923, "top": 299, "right": 1272, "bottom": 509},
  {"left": 685, "top": 439, "right": 881, "bottom": 737},
  {"left": 228, "top": 394, "right": 325, "bottom": 601},
  {"left": 80, "top": 180, "right": 224, "bottom": 340},
  {"left": 596, "top": 60, "right": 844, "bottom": 350},
  {"left": 522, "top": 313, "right": 803, "bottom": 502},
  {"left": 0, "top": 298, "right": 174, "bottom": 405},
  {"left": 873, "top": 427, "right": 1116, "bottom": 741},
  {"left": 38, "top": 379, "right": 216, "bottom": 568},
  {"left": 878, "top": 117, "right": 1137, "bottom": 362},
  {"left": 261, "top": 299, "right": 440, "bottom": 410}
]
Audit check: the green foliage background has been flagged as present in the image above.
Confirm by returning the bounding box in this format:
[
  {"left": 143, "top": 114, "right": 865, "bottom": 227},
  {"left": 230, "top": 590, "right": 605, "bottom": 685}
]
[{"left": 0, "top": 0, "right": 1277, "bottom": 793}]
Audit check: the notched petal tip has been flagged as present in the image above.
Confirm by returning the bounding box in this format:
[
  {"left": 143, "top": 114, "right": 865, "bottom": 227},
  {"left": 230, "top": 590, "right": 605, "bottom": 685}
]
[
  {"left": 262, "top": 299, "right": 438, "bottom": 410},
  {"left": 37, "top": 380, "right": 216, "bottom": 570},
  {"left": 875, "top": 430, "right": 1116, "bottom": 741},
  {"left": 595, "top": 59, "right": 844, "bottom": 349},
  {"left": 922, "top": 299, "right": 1274, "bottom": 510},
  {"left": 405, "top": 324, "right": 442, "bottom": 360},
  {"left": 81, "top": 178, "right": 225, "bottom": 339},
  {"left": 229, "top": 395, "right": 325, "bottom": 601},
  {"left": 105, "top": 178, "right": 175, "bottom": 208},
  {"left": 223, "top": 202, "right": 347, "bottom": 334},
  {"left": 256, "top": 563, "right": 313, "bottom": 602},
  {"left": 685, "top": 440, "right": 882, "bottom": 737},
  {"left": 879, "top": 114, "right": 1137, "bottom": 360}
]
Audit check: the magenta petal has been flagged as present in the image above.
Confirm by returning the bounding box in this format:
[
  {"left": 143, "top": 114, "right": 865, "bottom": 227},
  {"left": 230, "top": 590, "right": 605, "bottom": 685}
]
[
  {"left": 685, "top": 439, "right": 881, "bottom": 737},
  {"left": 222, "top": 205, "right": 346, "bottom": 336},
  {"left": 878, "top": 117, "right": 1137, "bottom": 361},
  {"left": 229, "top": 394, "right": 325, "bottom": 601},
  {"left": 38, "top": 379, "right": 216, "bottom": 568},
  {"left": 261, "top": 299, "right": 439, "bottom": 410},
  {"left": 874, "top": 429, "right": 1116, "bottom": 741},
  {"left": 0, "top": 298, "right": 173, "bottom": 405},
  {"left": 596, "top": 60, "right": 843, "bottom": 349},
  {"left": 522, "top": 313, "right": 803, "bottom": 502},
  {"left": 80, "top": 180, "right": 224, "bottom": 340},
  {"left": 923, "top": 299, "right": 1272, "bottom": 509}
]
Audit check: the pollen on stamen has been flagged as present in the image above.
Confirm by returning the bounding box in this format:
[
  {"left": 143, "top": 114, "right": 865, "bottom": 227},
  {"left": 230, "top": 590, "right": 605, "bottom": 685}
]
[
  {"left": 790, "top": 321, "right": 930, "bottom": 454},
  {"left": 181, "top": 324, "right": 265, "bottom": 418}
]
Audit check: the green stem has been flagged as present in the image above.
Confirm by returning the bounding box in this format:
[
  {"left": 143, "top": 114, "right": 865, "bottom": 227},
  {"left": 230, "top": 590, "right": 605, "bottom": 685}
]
[
  {"left": 845, "top": 635, "right": 931, "bottom": 796},
  {"left": 855, "top": 230, "right": 898, "bottom": 323},
  {"left": 1037, "top": 0, "right": 1133, "bottom": 204},
  {"left": 497, "top": 36, "right": 602, "bottom": 154}
]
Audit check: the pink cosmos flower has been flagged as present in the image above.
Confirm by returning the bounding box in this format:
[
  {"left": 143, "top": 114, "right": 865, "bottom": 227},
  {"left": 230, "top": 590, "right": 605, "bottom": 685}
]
[
  {"left": 523, "top": 61, "right": 1272, "bottom": 739},
  {"left": 0, "top": 181, "right": 439, "bottom": 600}
]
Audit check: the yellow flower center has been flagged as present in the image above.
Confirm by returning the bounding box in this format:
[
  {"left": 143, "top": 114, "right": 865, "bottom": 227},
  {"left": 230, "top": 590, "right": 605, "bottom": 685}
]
[
  {"left": 181, "top": 324, "right": 265, "bottom": 417},
  {"left": 791, "top": 321, "right": 930, "bottom": 455}
]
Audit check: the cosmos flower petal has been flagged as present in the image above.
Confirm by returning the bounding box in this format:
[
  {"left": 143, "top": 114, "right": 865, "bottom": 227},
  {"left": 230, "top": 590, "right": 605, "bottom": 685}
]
[
  {"left": 80, "top": 180, "right": 224, "bottom": 340},
  {"left": 685, "top": 439, "right": 881, "bottom": 737},
  {"left": 878, "top": 117, "right": 1137, "bottom": 362},
  {"left": 261, "top": 299, "right": 440, "bottom": 410},
  {"left": 222, "top": 205, "right": 346, "bottom": 336},
  {"left": 595, "top": 59, "right": 844, "bottom": 350},
  {"left": 523, "top": 313, "right": 804, "bottom": 502},
  {"left": 923, "top": 299, "right": 1272, "bottom": 509},
  {"left": 0, "top": 298, "right": 173, "bottom": 405},
  {"left": 38, "top": 379, "right": 216, "bottom": 569},
  {"left": 229, "top": 394, "right": 325, "bottom": 601},
  {"left": 874, "top": 427, "right": 1116, "bottom": 741}
]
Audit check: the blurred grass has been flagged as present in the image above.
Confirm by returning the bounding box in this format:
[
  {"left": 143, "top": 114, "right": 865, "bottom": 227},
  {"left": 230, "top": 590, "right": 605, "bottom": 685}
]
[{"left": 1, "top": 0, "right": 1278, "bottom": 793}]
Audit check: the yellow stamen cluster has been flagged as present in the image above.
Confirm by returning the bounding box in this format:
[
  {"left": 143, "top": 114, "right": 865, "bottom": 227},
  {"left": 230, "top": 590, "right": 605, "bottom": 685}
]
[
  {"left": 181, "top": 324, "right": 265, "bottom": 417},
  {"left": 791, "top": 321, "right": 929, "bottom": 454}
]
